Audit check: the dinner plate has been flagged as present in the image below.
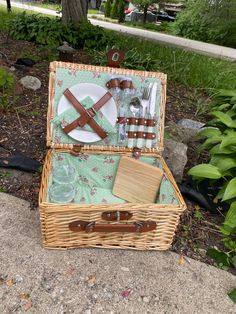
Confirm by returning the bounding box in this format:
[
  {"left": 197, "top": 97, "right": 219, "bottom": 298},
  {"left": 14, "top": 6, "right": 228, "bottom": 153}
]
[{"left": 57, "top": 83, "right": 117, "bottom": 143}]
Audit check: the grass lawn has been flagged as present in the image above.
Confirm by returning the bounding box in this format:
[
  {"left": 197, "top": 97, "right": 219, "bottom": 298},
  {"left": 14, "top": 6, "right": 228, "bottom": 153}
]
[{"left": 1, "top": 4, "right": 235, "bottom": 94}]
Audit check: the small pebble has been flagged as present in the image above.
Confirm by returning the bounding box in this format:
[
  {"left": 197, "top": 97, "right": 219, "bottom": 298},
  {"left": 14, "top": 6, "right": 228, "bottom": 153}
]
[
  {"left": 84, "top": 309, "right": 92, "bottom": 314},
  {"left": 15, "top": 275, "right": 23, "bottom": 283},
  {"left": 121, "top": 267, "right": 129, "bottom": 272},
  {"left": 143, "top": 296, "right": 150, "bottom": 303}
]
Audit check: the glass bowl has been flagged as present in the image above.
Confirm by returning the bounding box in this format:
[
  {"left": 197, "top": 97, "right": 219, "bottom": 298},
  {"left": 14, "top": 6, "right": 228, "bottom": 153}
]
[
  {"left": 49, "top": 183, "right": 76, "bottom": 204},
  {"left": 52, "top": 165, "right": 76, "bottom": 184}
]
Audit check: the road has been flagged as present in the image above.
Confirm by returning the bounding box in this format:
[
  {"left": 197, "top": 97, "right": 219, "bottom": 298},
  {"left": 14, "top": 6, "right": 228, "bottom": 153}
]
[{"left": 1, "top": 0, "right": 235, "bottom": 61}]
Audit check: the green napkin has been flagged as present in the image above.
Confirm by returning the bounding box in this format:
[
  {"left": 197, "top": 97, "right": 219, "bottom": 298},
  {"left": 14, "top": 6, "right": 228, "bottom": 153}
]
[{"left": 53, "top": 96, "right": 117, "bottom": 134}]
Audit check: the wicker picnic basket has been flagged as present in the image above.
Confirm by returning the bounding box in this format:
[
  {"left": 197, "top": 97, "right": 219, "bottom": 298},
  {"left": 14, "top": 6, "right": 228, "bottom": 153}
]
[{"left": 39, "top": 61, "right": 186, "bottom": 250}]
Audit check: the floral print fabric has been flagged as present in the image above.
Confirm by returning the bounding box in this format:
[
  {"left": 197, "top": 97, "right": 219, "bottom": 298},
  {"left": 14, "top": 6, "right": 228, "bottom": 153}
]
[{"left": 47, "top": 152, "right": 179, "bottom": 205}]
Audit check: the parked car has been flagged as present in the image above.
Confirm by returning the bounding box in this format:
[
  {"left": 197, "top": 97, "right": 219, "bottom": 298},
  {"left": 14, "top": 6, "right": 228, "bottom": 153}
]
[
  {"left": 125, "top": 10, "right": 157, "bottom": 23},
  {"left": 156, "top": 11, "right": 175, "bottom": 22}
]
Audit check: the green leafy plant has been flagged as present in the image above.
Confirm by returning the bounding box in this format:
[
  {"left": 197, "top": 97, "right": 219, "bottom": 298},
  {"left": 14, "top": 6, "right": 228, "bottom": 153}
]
[
  {"left": 188, "top": 89, "right": 236, "bottom": 270},
  {"left": 9, "top": 13, "right": 111, "bottom": 50},
  {"left": 105, "top": 0, "right": 112, "bottom": 17},
  {"left": 0, "top": 68, "right": 14, "bottom": 111},
  {"left": 111, "top": 0, "right": 119, "bottom": 19},
  {"left": 90, "top": 46, "right": 160, "bottom": 71},
  {"left": 173, "top": 0, "right": 236, "bottom": 48},
  {"left": 118, "top": 0, "right": 125, "bottom": 23}
]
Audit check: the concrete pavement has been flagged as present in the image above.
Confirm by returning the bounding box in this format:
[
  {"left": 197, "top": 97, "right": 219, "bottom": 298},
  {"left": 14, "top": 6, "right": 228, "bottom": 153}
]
[
  {"left": 0, "top": 192, "right": 236, "bottom": 313},
  {"left": 1, "top": 0, "right": 235, "bottom": 61}
]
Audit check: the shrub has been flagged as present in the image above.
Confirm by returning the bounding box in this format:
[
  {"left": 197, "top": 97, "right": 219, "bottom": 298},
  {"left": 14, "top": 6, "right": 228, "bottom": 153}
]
[
  {"left": 105, "top": 0, "right": 112, "bottom": 17},
  {"left": 188, "top": 90, "right": 236, "bottom": 269},
  {"left": 118, "top": 0, "right": 125, "bottom": 23},
  {"left": 173, "top": 0, "right": 236, "bottom": 48},
  {"left": 9, "top": 12, "right": 113, "bottom": 50},
  {"left": 111, "top": 0, "right": 119, "bottom": 19},
  {"left": 0, "top": 68, "right": 14, "bottom": 111}
]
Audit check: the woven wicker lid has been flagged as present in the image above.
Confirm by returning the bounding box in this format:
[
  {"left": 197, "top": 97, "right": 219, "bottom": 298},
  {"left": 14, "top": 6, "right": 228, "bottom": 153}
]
[{"left": 47, "top": 61, "right": 167, "bottom": 154}]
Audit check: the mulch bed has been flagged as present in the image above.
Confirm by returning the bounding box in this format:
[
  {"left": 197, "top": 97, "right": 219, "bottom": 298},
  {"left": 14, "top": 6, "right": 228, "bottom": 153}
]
[{"left": 0, "top": 34, "right": 228, "bottom": 269}]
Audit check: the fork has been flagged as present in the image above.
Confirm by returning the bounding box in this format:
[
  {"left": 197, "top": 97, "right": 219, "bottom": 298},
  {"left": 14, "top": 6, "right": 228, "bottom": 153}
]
[{"left": 136, "top": 84, "right": 153, "bottom": 148}]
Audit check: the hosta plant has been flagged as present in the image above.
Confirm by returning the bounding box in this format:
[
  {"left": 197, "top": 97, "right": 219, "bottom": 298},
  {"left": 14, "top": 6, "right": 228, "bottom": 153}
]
[{"left": 188, "top": 89, "right": 236, "bottom": 273}]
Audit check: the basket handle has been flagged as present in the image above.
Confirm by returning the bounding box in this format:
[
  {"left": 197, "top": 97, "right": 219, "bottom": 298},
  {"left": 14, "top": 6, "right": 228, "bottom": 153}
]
[
  {"left": 69, "top": 221, "right": 156, "bottom": 233},
  {"left": 102, "top": 211, "right": 132, "bottom": 221}
]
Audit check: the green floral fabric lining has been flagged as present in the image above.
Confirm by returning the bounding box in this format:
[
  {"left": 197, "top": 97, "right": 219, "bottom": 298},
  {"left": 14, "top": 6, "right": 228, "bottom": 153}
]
[
  {"left": 47, "top": 152, "right": 179, "bottom": 205},
  {"left": 52, "top": 67, "right": 161, "bottom": 148}
]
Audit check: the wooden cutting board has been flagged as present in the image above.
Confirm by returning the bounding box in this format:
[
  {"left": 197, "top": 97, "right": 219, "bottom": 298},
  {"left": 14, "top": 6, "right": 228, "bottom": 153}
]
[{"left": 112, "top": 156, "right": 164, "bottom": 203}]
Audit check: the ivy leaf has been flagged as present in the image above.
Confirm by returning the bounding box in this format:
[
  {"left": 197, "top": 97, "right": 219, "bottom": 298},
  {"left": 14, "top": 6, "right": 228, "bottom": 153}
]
[
  {"left": 188, "top": 164, "right": 222, "bottom": 179},
  {"left": 223, "top": 178, "right": 236, "bottom": 201},
  {"left": 228, "top": 289, "right": 236, "bottom": 304}
]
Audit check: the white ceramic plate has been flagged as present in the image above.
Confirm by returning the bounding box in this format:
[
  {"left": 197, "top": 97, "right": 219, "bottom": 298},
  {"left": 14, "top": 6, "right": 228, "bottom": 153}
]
[{"left": 57, "top": 83, "right": 117, "bottom": 143}]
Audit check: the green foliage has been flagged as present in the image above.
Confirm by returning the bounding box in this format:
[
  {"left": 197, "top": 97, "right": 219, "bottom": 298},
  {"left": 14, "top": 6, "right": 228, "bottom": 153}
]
[
  {"left": 111, "top": 0, "right": 119, "bottom": 19},
  {"left": 228, "top": 289, "right": 236, "bottom": 304},
  {"left": 189, "top": 90, "right": 236, "bottom": 267},
  {"left": 105, "top": 0, "right": 112, "bottom": 17},
  {"left": 9, "top": 12, "right": 112, "bottom": 50},
  {"left": 118, "top": 0, "right": 125, "bottom": 23},
  {"left": 0, "top": 68, "right": 14, "bottom": 111},
  {"left": 173, "top": 0, "right": 236, "bottom": 48},
  {"left": 90, "top": 46, "right": 160, "bottom": 71}
]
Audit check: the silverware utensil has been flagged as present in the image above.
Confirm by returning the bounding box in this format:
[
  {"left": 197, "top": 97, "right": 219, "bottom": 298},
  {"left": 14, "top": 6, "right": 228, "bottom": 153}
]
[{"left": 128, "top": 97, "right": 142, "bottom": 148}]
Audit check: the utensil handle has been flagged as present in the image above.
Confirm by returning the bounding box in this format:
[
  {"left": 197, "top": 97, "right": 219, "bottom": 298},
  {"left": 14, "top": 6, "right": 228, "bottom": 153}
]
[
  {"left": 127, "top": 123, "right": 135, "bottom": 148},
  {"left": 69, "top": 221, "right": 156, "bottom": 233},
  {"left": 136, "top": 124, "right": 144, "bottom": 148}
]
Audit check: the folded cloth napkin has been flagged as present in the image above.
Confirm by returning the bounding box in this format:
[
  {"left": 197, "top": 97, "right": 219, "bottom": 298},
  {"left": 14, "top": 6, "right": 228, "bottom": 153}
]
[{"left": 53, "top": 96, "right": 117, "bottom": 134}]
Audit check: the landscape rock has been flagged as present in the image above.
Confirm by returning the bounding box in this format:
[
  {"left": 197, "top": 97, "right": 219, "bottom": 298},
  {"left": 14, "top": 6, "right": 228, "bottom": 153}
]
[
  {"left": 165, "top": 121, "right": 200, "bottom": 145},
  {"left": 20, "top": 75, "right": 41, "bottom": 91},
  {"left": 163, "top": 139, "right": 188, "bottom": 183},
  {"left": 0, "top": 192, "right": 236, "bottom": 313},
  {"left": 177, "top": 118, "right": 205, "bottom": 130}
]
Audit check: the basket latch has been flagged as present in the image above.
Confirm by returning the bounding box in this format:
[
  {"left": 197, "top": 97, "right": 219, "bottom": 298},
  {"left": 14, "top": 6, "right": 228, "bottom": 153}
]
[
  {"left": 70, "top": 144, "right": 84, "bottom": 156},
  {"left": 132, "top": 147, "right": 142, "bottom": 159}
]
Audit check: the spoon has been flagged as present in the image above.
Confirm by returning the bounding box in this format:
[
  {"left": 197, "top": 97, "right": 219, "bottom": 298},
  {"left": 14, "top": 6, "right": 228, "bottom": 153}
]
[{"left": 128, "top": 97, "right": 142, "bottom": 148}]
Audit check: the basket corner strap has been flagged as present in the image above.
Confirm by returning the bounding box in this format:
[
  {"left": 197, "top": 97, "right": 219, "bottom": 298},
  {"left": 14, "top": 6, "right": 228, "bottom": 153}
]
[{"left": 68, "top": 220, "right": 157, "bottom": 233}]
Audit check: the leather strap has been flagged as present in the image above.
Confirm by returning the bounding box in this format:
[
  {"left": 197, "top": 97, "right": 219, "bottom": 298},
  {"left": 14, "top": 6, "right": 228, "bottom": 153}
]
[
  {"left": 69, "top": 221, "right": 156, "bottom": 233},
  {"left": 73, "top": 92, "right": 112, "bottom": 128},
  {"left": 62, "top": 89, "right": 109, "bottom": 139},
  {"left": 117, "top": 117, "right": 157, "bottom": 127},
  {"left": 102, "top": 211, "right": 132, "bottom": 221},
  {"left": 128, "top": 131, "right": 156, "bottom": 140}
]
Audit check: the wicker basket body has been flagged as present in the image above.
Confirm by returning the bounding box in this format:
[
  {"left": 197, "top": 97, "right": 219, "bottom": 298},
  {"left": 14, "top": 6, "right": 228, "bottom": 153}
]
[{"left": 39, "top": 61, "right": 186, "bottom": 250}]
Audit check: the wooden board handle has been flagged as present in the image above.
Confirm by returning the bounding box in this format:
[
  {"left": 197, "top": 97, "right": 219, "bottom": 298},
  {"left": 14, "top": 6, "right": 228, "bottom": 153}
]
[
  {"left": 69, "top": 221, "right": 156, "bottom": 233},
  {"left": 102, "top": 211, "right": 132, "bottom": 221}
]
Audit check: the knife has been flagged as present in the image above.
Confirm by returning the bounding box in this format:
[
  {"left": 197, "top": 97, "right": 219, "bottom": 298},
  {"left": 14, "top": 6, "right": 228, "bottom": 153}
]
[
  {"left": 146, "top": 82, "right": 158, "bottom": 148},
  {"left": 148, "top": 82, "right": 158, "bottom": 117}
]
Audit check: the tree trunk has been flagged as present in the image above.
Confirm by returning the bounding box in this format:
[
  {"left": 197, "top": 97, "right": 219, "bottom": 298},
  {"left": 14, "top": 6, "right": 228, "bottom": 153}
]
[
  {"left": 6, "top": 0, "right": 11, "bottom": 12},
  {"left": 62, "top": 0, "right": 89, "bottom": 24},
  {"left": 143, "top": 5, "right": 148, "bottom": 24}
]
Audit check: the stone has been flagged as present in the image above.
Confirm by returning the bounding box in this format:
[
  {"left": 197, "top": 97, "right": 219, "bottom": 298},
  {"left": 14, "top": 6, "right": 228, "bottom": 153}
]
[
  {"left": 20, "top": 76, "right": 41, "bottom": 91},
  {"left": 165, "top": 121, "right": 199, "bottom": 145},
  {"left": 143, "top": 296, "right": 150, "bottom": 303},
  {"left": 177, "top": 118, "right": 205, "bottom": 130},
  {"left": 163, "top": 139, "right": 188, "bottom": 183}
]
